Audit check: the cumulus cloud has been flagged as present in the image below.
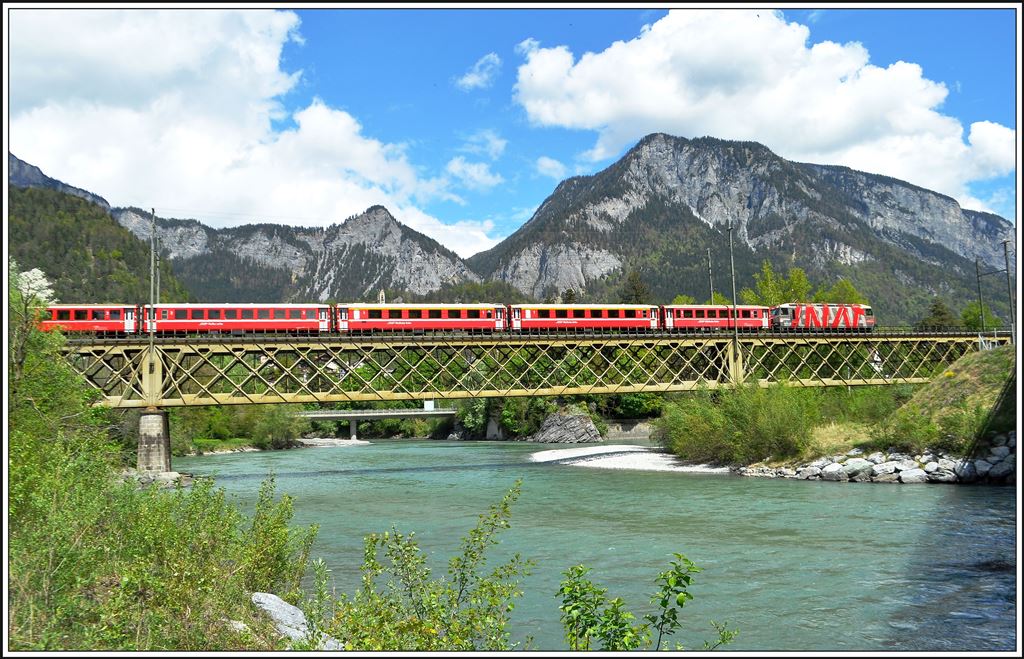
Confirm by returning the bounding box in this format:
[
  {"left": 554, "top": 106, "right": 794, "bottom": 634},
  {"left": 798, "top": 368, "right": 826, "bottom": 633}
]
[
  {"left": 8, "top": 8, "right": 497, "bottom": 258},
  {"left": 536, "top": 156, "right": 567, "bottom": 180},
  {"left": 513, "top": 9, "right": 1016, "bottom": 215},
  {"left": 459, "top": 129, "right": 508, "bottom": 160},
  {"left": 455, "top": 52, "right": 502, "bottom": 90},
  {"left": 445, "top": 156, "right": 504, "bottom": 190}
]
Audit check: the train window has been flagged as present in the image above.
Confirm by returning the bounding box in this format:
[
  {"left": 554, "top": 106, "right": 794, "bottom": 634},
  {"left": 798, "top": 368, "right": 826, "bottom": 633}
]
[
  {"left": 486, "top": 310, "right": 493, "bottom": 318},
  {"left": 369, "top": 310, "right": 383, "bottom": 319},
  {"left": 496, "top": 308, "right": 503, "bottom": 319},
  {"left": 225, "top": 310, "right": 237, "bottom": 319},
  {"left": 608, "top": 309, "right": 620, "bottom": 319},
  {"left": 429, "top": 309, "right": 441, "bottom": 319},
  {"left": 625, "top": 310, "right": 636, "bottom": 319},
  {"left": 448, "top": 310, "right": 462, "bottom": 319},
  {"left": 468, "top": 310, "right": 481, "bottom": 319},
  {"left": 58, "top": 310, "right": 71, "bottom": 321},
  {"left": 741, "top": 310, "right": 749, "bottom": 319},
  {"left": 160, "top": 310, "right": 169, "bottom": 320},
  {"left": 387, "top": 309, "right": 402, "bottom": 319},
  {"left": 209, "top": 310, "right": 222, "bottom": 319},
  {"left": 91, "top": 310, "right": 105, "bottom": 320},
  {"left": 573, "top": 309, "right": 585, "bottom": 318},
  {"left": 288, "top": 309, "right": 301, "bottom": 319},
  {"left": 696, "top": 310, "right": 705, "bottom": 318},
  {"left": 110, "top": 310, "right": 121, "bottom": 320},
  {"left": 174, "top": 309, "right": 187, "bottom": 320},
  {"left": 590, "top": 309, "right": 602, "bottom": 318},
  {"left": 643, "top": 310, "right": 648, "bottom": 318},
  {"left": 189, "top": 309, "right": 203, "bottom": 319},
  {"left": 866, "top": 308, "right": 874, "bottom": 316},
  {"left": 555, "top": 309, "right": 568, "bottom": 318},
  {"left": 258, "top": 310, "right": 270, "bottom": 320},
  {"left": 683, "top": 309, "right": 693, "bottom": 318},
  {"left": 538, "top": 309, "right": 550, "bottom": 319},
  {"left": 409, "top": 309, "right": 422, "bottom": 319},
  {"left": 242, "top": 309, "right": 254, "bottom": 319},
  {"left": 272, "top": 310, "right": 285, "bottom": 319},
  {"left": 74, "top": 310, "right": 88, "bottom": 320}
]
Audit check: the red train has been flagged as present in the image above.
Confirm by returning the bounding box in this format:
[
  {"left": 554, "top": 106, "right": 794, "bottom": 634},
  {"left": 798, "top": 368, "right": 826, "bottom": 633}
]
[{"left": 38, "top": 301, "right": 875, "bottom": 335}]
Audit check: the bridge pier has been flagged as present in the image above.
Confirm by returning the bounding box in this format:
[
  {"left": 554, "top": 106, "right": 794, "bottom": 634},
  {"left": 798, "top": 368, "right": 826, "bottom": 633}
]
[
  {"left": 137, "top": 408, "right": 171, "bottom": 472},
  {"left": 350, "top": 419, "right": 358, "bottom": 441}
]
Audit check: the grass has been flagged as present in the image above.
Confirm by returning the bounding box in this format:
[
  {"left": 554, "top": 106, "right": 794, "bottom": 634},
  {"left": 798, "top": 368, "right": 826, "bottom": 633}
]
[{"left": 191, "top": 437, "right": 258, "bottom": 454}]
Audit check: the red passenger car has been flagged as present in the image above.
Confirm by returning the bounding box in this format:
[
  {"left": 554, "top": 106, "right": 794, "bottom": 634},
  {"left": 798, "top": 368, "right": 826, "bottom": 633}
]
[
  {"left": 508, "top": 304, "right": 659, "bottom": 332},
  {"left": 40, "top": 304, "right": 139, "bottom": 334},
  {"left": 337, "top": 303, "right": 506, "bottom": 333},
  {"left": 662, "top": 305, "right": 770, "bottom": 332},
  {"left": 769, "top": 303, "right": 875, "bottom": 331},
  {"left": 146, "top": 303, "right": 330, "bottom": 335}
]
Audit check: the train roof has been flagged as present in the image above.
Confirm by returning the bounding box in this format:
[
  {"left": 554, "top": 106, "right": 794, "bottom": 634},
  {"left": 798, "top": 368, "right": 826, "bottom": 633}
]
[
  {"left": 509, "top": 303, "right": 657, "bottom": 309},
  {"left": 662, "top": 304, "right": 768, "bottom": 309},
  {"left": 771, "top": 302, "right": 871, "bottom": 307},
  {"left": 342, "top": 302, "right": 502, "bottom": 308}
]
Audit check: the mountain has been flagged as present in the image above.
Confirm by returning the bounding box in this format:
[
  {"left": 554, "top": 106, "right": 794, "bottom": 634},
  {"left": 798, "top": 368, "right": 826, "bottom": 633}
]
[
  {"left": 8, "top": 185, "right": 190, "bottom": 304},
  {"left": 468, "top": 134, "right": 1015, "bottom": 324},
  {"left": 9, "top": 153, "right": 111, "bottom": 210},
  {"left": 112, "top": 205, "right": 480, "bottom": 302}
]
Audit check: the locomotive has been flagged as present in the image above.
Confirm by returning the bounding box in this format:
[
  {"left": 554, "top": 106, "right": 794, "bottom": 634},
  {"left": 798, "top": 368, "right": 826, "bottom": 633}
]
[{"left": 39, "top": 300, "right": 875, "bottom": 335}]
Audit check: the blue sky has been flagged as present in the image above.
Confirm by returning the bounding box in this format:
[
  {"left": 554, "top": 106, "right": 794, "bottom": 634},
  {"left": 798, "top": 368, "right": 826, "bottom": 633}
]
[{"left": 6, "top": 6, "right": 1019, "bottom": 257}]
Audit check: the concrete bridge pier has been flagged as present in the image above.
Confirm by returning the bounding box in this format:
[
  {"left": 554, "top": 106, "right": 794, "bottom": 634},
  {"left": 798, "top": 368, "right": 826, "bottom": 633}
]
[
  {"left": 138, "top": 408, "right": 172, "bottom": 472},
  {"left": 350, "top": 419, "right": 358, "bottom": 441}
]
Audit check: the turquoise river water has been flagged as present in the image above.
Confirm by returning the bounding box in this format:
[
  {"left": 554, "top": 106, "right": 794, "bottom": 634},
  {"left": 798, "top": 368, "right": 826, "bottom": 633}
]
[{"left": 176, "top": 439, "right": 1018, "bottom": 652}]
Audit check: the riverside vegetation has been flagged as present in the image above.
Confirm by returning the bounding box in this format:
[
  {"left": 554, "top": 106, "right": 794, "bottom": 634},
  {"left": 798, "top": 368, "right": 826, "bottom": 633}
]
[{"left": 8, "top": 260, "right": 735, "bottom": 651}]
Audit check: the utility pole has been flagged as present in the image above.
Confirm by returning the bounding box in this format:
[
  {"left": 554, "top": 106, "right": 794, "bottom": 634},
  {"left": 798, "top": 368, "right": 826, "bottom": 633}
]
[
  {"left": 1003, "top": 239, "right": 1015, "bottom": 344},
  {"left": 707, "top": 247, "right": 714, "bottom": 303},
  {"left": 728, "top": 222, "right": 739, "bottom": 346},
  {"left": 155, "top": 234, "right": 161, "bottom": 305},
  {"left": 975, "top": 258, "right": 987, "bottom": 333}
]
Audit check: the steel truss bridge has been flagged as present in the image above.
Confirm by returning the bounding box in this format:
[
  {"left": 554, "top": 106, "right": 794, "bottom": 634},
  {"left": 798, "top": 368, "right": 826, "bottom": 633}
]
[{"left": 63, "top": 329, "right": 1012, "bottom": 408}]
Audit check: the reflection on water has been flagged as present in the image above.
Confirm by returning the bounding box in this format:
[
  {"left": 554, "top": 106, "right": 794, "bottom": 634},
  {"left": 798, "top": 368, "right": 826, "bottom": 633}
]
[{"left": 176, "top": 440, "right": 1017, "bottom": 652}]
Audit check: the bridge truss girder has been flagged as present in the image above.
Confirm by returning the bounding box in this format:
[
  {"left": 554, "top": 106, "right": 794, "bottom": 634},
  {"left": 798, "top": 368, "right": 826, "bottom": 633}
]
[{"left": 61, "top": 333, "right": 1011, "bottom": 408}]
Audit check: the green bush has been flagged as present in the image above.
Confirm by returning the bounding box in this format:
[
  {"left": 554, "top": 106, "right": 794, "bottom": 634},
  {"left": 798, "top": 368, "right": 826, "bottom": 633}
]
[{"left": 654, "top": 384, "right": 819, "bottom": 464}]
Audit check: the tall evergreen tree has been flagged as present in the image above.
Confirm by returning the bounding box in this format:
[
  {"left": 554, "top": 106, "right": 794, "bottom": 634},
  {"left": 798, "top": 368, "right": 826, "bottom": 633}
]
[
  {"left": 915, "top": 297, "right": 961, "bottom": 329},
  {"left": 618, "top": 269, "right": 651, "bottom": 304}
]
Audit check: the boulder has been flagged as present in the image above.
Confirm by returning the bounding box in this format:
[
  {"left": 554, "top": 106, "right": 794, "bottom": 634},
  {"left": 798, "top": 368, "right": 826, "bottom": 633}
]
[
  {"left": 988, "top": 461, "right": 1015, "bottom": 480},
  {"left": 871, "top": 461, "right": 900, "bottom": 476},
  {"left": 975, "top": 460, "right": 994, "bottom": 476},
  {"left": 990, "top": 446, "right": 1011, "bottom": 459},
  {"left": 796, "top": 466, "right": 822, "bottom": 480},
  {"left": 523, "top": 413, "right": 601, "bottom": 443},
  {"left": 821, "top": 463, "right": 848, "bottom": 481},
  {"left": 899, "top": 468, "right": 928, "bottom": 484},
  {"left": 842, "top": 458, "right": 874, "bottom": 478},
  {"left": 871, "top": 472, "right": 900, "bottom": 483},
  {"left": 866, "top": 452, "right": 887, "bottom": 464},
  {"left": 923, "top": 461, "right": 939, "bottom": 473},
  {"left": 927, "top": 470, "right": 957, "bottom": 483},
  {"left": 251, "top": 593, "right": 343, "bottom": 650}
]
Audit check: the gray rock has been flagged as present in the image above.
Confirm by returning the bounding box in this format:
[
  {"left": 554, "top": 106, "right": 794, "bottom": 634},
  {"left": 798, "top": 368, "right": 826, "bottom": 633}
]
[
  {"left": 777, "top": 467, "right": 797, "bottom": 478},
  {"left": 821, "top": 463, "right": 848, "bottom": 481},
  {"left": 523, "top": 413, "right": 601, "bottom": 443},
  {"left": 955, "top": 461, "right": 978, "bottom": 483},
  {"left": 846, "top": 448, "right": 864, "bottom": 457},
  {"left": 899, "top": 468, "right": 928, "bottom": 484},
  {"left": 872, "top": 461, "right": 900, "bottom": 476},
  {"left": 990, "top": 446, "right": 1011, "bottom": 459},
  {"left": 974, "top": 460, "right": 994, "bottom": 476},
  {"left": 988, "top": 461, "right": 1015, "bottom": 479},
  {"left": 866, "top": 452, "right": 887, "bottom": 464},
  {"left": 796, "top": 466, "right": 822, "bottom": 480},
  {"left": 1009, "top": 432, "right": 1016, "bottom": 449},
  {"left": 923, "top": 461, "right": 939, "bottom": 473},
  {"left": 927, "top": 470, "right": 957, "bottom": 483},
  {"left": 990, "top": 433, "right": 1008, "bottom": 446},
  {"left": 809, "top": 457, "right": 832, "bottom": 469},
  {"left": 251, "top": 592, "right": 342, "bottom": 650},
  {"left": 894, "top": 460, "right": 920, "bottom": 472},
  {"left": 937, "top": 458, "right": 957, "bottom": 471},
  {"left": 842, "top": 458, "right": 874, "bottom": 477},
  {"left": 871, "top": 472, "right": 901, "bottom": 483}
]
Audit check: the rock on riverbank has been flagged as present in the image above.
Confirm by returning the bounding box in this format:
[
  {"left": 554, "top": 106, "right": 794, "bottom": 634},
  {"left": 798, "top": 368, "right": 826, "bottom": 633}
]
[
  {"left": 522, "top": 412, "right": 602, "bottom": 443},
  {"left": 735, "top": 430, "right": 1016, "bottom": 485}
]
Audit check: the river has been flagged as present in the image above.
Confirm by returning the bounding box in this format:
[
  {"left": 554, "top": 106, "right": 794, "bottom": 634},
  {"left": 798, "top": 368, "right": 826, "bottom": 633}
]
[{"left": 175, "top": 439, "right": 1017, "bottom": 652}]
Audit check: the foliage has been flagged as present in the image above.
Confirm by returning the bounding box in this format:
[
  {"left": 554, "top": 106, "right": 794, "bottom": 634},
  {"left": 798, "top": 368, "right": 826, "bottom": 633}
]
[
  {"left": 654, "top": 384, "right": 819, "bottom": 464},
  {"left": 706, "top": 291, "right": 733, "bottom": 305},
  {"left": 318, "top": 481, "right": 533, "bottom": 651},
  {"left": 813, "top": 278, "right": 867, "bottom": 304},
  {"left": 557, "top": 554, "right": 737, "bottom": 652},
  {"left": 618, "top": 269, "right": 652, "bottom": 304},
  {"left": 8, "top": 186, "right": 190, "bottom": 303},
  {"left": 672, "top": 293, "right": 696, "bottom": 304},
  {"left": 8, "top": 261, "right": 316, "bottom": 650},
  {"left": 915, "top": 297, "right": 962, "bottom": 330},
  {"left": 251, "top": 405, "right": 311, "bottom": 450},
  {"left": 612, "top": 392, "right": 664, "bottom": 418},
  {"left": 960, "top": 300, "right": 1003, "bottom": 331},
  {"left": 740, "top": 260, "right": 820, "bottom": 305},
  {"left": 561, "top": 288, "right": 578, "bottom": 304}
]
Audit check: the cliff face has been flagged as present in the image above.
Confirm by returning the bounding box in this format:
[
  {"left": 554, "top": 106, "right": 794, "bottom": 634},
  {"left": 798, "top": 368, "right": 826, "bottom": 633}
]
[
  {"left": 9, "top": 152, "right": 111, "bottom": 210},
  {"left": 113, "top": 205, "right": 479, "bottom": 301},
  {"left": 468, "top": 133, "right": 1014, "bottom": 322}
]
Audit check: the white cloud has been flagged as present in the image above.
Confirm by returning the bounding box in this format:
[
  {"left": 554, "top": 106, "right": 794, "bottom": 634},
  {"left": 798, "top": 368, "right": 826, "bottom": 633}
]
[
  {"left": 8, "top": 9, "right": 497, "bottom": 259},
  {"left": 536, "top": 156, "right": 567, "bottom": 180},
  {"left": 455, "top": 52, "right": 502, "bottom": 91},
  {"left": 459, "top": 129, "right": 508, "bottom": 160},
  {"left": 513, "top": 9, "right": 1016, "bottom": 215},
  {"left": 445, "top": 156, "right": 504, "bottom": 190}
]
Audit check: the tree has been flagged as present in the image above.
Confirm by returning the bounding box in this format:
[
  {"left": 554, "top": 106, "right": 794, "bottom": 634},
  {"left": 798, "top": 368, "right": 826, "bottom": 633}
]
[
  {"left": 915, "top": 297, "right": 961, "bottom": 330},
  {"left": 813, "top": 278, "right": 867, "bottom": 304},
  {"left": 671, "top": 294, "right": 696, "bottom": 305},
  {"left": 561, "top": 288, "right": 578, "bottom": 304},
  {"left": 705, "top": 291, "right": 732, "bottom": 305},
  {"left": 618, "top": 269, "right": 651, "bottom": 304},
  {"left": 961, "top": 300, "right": 1002, "bottom": 331}
]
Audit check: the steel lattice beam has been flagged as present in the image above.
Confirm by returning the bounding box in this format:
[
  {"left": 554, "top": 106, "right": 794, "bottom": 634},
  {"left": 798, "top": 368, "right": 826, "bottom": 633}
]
[{"left": 61, "top": 332, "right": 1012, "bottom": 408}]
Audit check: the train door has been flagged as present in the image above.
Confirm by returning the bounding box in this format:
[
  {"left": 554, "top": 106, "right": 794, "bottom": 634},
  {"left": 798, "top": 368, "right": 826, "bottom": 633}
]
[
  {"left": 124, "top": 307, "right": 135, "bottom": 333},
  {"left": 511, "top": 307, "right": 522, "bottom": 331},
  {"left": 495, "top": 307, "right": 504, "bottom": 331},
  {"left": 319, "top": 308, "right": 330, "bottom": 332},
  {"left": 337, "top": 306, "right": 349, "bottom": 332}
]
